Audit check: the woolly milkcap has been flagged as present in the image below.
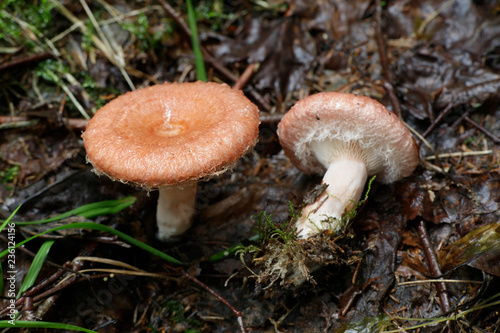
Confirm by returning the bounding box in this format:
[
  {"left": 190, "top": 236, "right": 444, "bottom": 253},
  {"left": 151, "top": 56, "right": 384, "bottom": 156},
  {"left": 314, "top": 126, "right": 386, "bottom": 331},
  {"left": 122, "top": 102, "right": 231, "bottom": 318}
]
[
  {"left": 277, "top": 92, "right": 419, "bottom": 183},
  {"left": 82, "top": 81, "right": 260, "bottom": 188}
]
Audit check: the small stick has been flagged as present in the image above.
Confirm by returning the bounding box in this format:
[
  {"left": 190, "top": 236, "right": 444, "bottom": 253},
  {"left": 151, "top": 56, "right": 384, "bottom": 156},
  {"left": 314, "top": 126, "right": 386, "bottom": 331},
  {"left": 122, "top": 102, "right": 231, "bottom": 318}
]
[
  {"left": 421, "top": 103, "right": 454, "bottom": 138},
  {"left": 180, "top": 269, "right": 247, "bottom": 333},
  {"left": 22, "top": 297, "right": 37, "bottom": 321},
  {"left": 464, "top": 116, "right": 500, "bottom": 144},
  {"left": 0, "top": 115, "right": 88, "bottom": 131},
  {"left": 0, "top": 52, "right": 54, "bottom": 73},
  {"left": 259, "top": 112, "right": 283, "bottom": 124},
  {"left": 0, "top": 266, "right": 69, "bottom": 318},
  {"left": 424, "top": 150, "right": 492, "bottom": 160},
  {"left": 232, "top": 63, "right": 258, "bottom": 90},
  {"left": 0, "top": 248, "right": 93, "bottom": 319},
  {"left": 417, "top": 219, "right": 450, "bottom": 314},
  {"left": 23, "top": 266, "right": 68, "bottom": 298}
]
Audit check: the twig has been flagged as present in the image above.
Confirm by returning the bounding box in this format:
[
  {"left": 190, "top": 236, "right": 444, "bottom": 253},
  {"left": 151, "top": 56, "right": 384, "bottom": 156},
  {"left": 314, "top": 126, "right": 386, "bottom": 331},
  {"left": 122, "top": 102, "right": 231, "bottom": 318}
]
[
  {"left": 374, "top": 0, "right": 402, "bottom": 119},
  {"left": 464, "top": 116, "right": 500, "bottom": 144},
  {"left": 233, "top": 63, "right": 258, "bottom": 90},
  {"left": 20, "top": 297, "right": 37, "bottom": 321},
  {"left": 382, "top": 81, "right": 402, "bottom": 119},
  {"left": 398, "top": 279, "right": 483, "bottom": 286},
  {"left": 31, "top": 259, "right": 87, "bottom": 303},
  {"left": 180, "top": 269, "right": 247, "bottom": 333},
  {"left": 0, "top": 246, "right": 95, "bottom": 319},
  {"left": 259, "top": 112, "right": 283, "bottom": 124},
  {"left": 424, "top": 150, "right": 493, "bottom": 160},
  {"left": 0, "top": 118, "right": 39, "bottom": 130},
  {"left": 0, "top": 53, "right": 54, "bottom": 73},
  {"left": 0, "top": 264, "right": 68, "bottom": 318},
  {"left": 0, "top": 115, "right": 88, "bottom": 131},
  {"left": 421, "top": 103, "right": 454, "bottom": 138},
  {"left": 417, "top": 219, "right": 451, "bottom": 314}
]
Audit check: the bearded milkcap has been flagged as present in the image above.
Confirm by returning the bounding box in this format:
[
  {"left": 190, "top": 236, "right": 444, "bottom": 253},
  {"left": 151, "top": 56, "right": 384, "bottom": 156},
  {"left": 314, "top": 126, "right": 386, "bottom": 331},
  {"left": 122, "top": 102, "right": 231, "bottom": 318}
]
[
  {"left": 82, "top": 81, "right": 260, "bottom": 239},
  {"left": 277, "top": 91, "right": 419, "bottom": 238}
]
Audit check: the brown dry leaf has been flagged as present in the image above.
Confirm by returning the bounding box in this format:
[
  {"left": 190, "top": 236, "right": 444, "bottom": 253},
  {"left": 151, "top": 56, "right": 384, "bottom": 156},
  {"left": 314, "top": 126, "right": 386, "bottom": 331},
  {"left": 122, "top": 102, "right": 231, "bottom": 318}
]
[{"left": 395, "top": 250, "right": 428, "bottom": 281}]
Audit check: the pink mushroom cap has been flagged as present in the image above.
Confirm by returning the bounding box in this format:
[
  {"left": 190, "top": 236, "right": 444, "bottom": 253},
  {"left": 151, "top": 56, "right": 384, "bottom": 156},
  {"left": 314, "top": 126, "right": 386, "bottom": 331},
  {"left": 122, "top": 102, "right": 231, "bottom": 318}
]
[{"left": 277, "top": 91, "right": 419, "bottom": 184}]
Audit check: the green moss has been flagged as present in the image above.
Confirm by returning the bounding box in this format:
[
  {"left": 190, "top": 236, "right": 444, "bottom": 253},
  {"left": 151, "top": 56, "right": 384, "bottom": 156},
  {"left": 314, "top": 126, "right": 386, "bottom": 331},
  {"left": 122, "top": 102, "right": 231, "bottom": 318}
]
[
  {"left": 0, "top": 165, "right": 19, "bottom": 190},
  {"left": 194, "top": 0, "right": 238, "bottom": 31},
  {"left": 162, "top": 299, "right": 201, "bottom": 331},
  {"left": 0, "top": 0, "right": 55, "bottom": 48},
  {"left": 120, "top": 12, "right": 167, "bottom": 51}
]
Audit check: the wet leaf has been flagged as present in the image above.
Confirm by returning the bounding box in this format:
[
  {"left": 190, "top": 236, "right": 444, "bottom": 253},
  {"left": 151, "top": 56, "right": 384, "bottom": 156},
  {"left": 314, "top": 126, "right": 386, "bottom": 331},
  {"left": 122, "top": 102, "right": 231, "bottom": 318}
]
[
  {"left": 395, "top": 47, "right": 500, "bottom": 116},
  {"left": 209, "top": 13, "right": 315, "bottom": 99},
  {"left": 439, "top": 221, "right": 500, "bottom": 275}
]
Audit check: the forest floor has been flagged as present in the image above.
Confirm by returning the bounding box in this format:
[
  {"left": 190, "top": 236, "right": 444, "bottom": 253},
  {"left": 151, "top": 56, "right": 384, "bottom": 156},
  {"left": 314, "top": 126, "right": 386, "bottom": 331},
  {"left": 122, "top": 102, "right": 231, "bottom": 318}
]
[{"left": 1, "top": 0, "right": 500, "bottom": 332}]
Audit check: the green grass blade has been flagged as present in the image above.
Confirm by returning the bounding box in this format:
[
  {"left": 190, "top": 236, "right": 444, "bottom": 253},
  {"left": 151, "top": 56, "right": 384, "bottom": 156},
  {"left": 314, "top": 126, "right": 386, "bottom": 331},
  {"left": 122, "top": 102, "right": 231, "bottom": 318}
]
[
  {"left": 0, "top": 204, "right": 21, "bottom": 232},
  {"left": 10, "top": 196, "right": 136, "bottom": 225},
  {"left": 17, "top": 240, "right": 55, "bottom": 298},
  {"left": 0, "top": 320, "right": 98, "bottom": 332},
  {"left": 186, "top": 0, "right": 207, "bottom": 82},
  {"left": 0, "top": 222, "right": 185, "bottom": 265}
]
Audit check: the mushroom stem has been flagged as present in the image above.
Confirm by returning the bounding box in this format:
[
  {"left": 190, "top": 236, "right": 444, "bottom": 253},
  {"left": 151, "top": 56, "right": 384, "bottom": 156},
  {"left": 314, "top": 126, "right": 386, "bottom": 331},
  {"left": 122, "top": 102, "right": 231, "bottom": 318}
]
[
  {"left": 156, "top": 182, "right": 198, "bottom": 240},
  {"left": 295, "top": 159, "right": 368, "bottom": 239}
]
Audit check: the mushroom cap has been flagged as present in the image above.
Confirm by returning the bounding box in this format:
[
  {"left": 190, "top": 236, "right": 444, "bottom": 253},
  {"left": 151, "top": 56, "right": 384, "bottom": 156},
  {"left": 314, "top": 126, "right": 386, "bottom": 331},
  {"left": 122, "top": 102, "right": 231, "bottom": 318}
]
[
  {"left": 277, "top": 92, "right": 419, "bottom": 184},
  {"left": 82, "top": 81, "right": 260, "bottom": 188}
]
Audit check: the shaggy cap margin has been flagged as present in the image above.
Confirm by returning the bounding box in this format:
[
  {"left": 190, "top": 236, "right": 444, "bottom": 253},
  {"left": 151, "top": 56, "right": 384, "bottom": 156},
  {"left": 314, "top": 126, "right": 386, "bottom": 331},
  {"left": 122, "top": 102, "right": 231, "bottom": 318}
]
[{"left": 277, "top": 92, "right": 419, "bottom": 184}]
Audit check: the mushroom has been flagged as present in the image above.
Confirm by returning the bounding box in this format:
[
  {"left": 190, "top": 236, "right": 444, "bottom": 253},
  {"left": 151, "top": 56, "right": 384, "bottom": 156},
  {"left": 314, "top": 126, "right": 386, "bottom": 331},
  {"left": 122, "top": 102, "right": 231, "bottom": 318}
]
[
  {"left": 82, "top": 81, "right": 260, "bottom": 240},
  {"left": 277, "top": 92, "right": 419, "bottom": 239}
]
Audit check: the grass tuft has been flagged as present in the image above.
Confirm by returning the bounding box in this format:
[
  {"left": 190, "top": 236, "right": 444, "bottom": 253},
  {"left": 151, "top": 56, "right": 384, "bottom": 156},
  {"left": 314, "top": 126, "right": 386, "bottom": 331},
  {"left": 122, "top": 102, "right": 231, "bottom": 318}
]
[{"left": 186, "top": 0, "right": 207, "bottom": 82}]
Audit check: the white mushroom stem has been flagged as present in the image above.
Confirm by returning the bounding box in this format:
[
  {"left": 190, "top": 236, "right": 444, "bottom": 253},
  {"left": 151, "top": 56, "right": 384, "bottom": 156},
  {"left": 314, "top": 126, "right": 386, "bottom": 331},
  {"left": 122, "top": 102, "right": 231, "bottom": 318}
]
[
  {"left": 156, "top": 182, "right": 198, "bottom": 240},
  {"left": 295, "top": 159, "right": 368, "bottom": 239}
]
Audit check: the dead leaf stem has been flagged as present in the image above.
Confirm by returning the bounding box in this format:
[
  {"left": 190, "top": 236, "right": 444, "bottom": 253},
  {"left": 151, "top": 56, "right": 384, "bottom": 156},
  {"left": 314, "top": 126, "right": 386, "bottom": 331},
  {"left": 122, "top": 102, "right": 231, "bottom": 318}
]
[
  {"left": 178, "top": 268, "right": 247, "bottom": 333},
  {"left": 421, "top": 103, "right": 454, "bottom": 138},
  {"left": 464, "top": 116, "right": 500, "bottom": 144},
  {"left": 417, "top": 219, "right": 451, "bottom": 314}
]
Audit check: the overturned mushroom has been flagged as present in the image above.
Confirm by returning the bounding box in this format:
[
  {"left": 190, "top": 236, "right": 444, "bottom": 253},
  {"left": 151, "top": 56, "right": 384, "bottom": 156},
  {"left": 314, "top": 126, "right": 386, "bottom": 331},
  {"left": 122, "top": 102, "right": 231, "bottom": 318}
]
[
  {"left": 82, "top": 81, "right": 260, "bottom": 240},
  {"left": 277, "top": 92, "right": 419, "bottom": 239}
]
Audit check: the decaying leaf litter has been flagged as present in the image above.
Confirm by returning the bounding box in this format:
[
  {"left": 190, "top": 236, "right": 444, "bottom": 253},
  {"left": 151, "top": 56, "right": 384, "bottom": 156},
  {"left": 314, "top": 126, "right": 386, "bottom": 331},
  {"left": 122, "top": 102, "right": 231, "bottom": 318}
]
[{"left": 1, "top": 0, "right": 500, "bottom": 332}]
